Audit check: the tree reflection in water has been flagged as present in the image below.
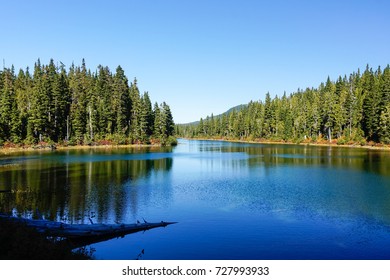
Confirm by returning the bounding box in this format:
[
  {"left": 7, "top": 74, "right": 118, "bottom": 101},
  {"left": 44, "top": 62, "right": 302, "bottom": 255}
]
[{"left": 0, "top": 148, "right": 173, "bottom": 224}]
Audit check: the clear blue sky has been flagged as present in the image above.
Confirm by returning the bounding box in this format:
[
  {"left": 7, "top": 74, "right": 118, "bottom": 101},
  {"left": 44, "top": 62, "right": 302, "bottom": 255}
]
[{"left": 2, "top": 0, "right": 390, "bottom": 123}]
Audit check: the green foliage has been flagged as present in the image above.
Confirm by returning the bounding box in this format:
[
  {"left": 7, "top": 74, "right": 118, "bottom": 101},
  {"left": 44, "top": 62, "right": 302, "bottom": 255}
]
[
  {"left": 167, "top": 135, "right": 178, "bottom": 146},
  {"left": 179, "top": 64, "right": 390, "bottom": 146},
  {"left": 379, "top": 103, "right": 390, "bottom": 144},
  {"left": 152, "top": 102, "right": 175, "bottom": 145},
  {"left": 0, "top": 59, "right": 175, "bottom": 146}
]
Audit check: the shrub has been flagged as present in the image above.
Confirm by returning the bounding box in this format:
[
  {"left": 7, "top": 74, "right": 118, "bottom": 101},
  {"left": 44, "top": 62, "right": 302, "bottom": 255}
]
[
  {"left": 168, "top": 136, "right": 178, "bottom": 146},
  {"left": 337, "top": 137, "right": 347, "bottom": 145}
]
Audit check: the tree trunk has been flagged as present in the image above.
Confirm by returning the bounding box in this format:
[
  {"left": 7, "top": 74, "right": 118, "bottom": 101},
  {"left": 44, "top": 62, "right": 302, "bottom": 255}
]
[
  {"left": 66, "top": 115, "right": 70, "bottom": 141},
  {"left": 89, "top": 105, "right": 93, "bottom": 140}
]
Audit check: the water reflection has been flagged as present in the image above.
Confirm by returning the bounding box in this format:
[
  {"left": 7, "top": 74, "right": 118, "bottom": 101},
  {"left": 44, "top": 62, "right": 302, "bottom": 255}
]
[
  {"left": 185, "top": 139, "right": 390, "bottom": 177},
  {"left": 2, "top": 140, "right": 390, "bottom": 259},
  {"left": 0, "top": 148, "right": 173, "bottom": 223}
]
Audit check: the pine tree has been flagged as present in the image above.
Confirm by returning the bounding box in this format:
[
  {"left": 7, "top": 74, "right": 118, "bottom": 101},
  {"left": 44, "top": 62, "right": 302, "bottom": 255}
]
[
  {"left": 162, "top": 102, "right": 174, "bottom": 137},
  {"left": 142, "top": 92, "right": 153, "bottom": 137},
  {"left": 29, "top": 59, "right": 53, "bottom": 142},
  {"left": 69, "top": 63, "right": 88, "bottom": 143},
  {"left": 379, "top": 65, "right": 390, "bottom": 143},
  {"left": 129, "top": 78, "right": 141, "bottom": 142},
  {"left": 14, "top": 68, "right": 33, "bottom": 140},
  {"left": 0, "top": 59, "right": 171, "bottom": 146},
  {"left": 153, "top": 102, "right": 162, "bottom": 139},
  {"left": 220, "top": 113, "right": 229, "bottom": 137},
  {"left": 320, "top": 77, "right": 337, "bottom": 141},
  {"left": 263, "top": 92, "right": 272, "bottom": 136},
  {"left": 379, "top": 103, "right": 390, "bottom": 143},
  {"left": 333, "top": 76, "right": 347, "bottom": 138},
  {"left": 362, "top": 66, "right": 381, "bottom": 141},
  {"left": 198, "top": 118, "right": 204, "bottom": 136},
  {"left": 49, "top": 61, "right": 70, "bottom": 141},
  {"left": 139, "top": 93, "right": 149, "bottom": 143},
  {"left": 113, "top": 65, "right": 130, "bottom": 135},
  {"left": 381, "top": 65, "right": 390, "bottom": 107},
  {"left": 178, "top": 64, "right": 390, "bottom": 146},
  {"left": 95, "top": 65, "right": 114, "bottom": 136},
  {"left": 0, "top": 67, "right": 21, "bottom": 142}
]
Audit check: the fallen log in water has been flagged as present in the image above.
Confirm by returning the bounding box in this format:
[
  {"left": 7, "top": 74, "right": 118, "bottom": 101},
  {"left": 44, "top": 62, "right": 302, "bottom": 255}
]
[{"left": 0, "top": 214, "right": 176, "bottom": 240}]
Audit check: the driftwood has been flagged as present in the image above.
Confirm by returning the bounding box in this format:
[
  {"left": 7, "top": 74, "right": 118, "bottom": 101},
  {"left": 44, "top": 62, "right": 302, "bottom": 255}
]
[{"left": 0, "top": 214, "right": 176, "bottom": 248}]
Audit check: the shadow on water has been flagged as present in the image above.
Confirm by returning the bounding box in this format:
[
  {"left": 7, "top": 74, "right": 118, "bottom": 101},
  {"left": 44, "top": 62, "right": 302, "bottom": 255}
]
[
  {"left": 0, "top": 147, "right": 174, "bottom": 223},
  {"left": 62, "top": 222, "right": 176, "bottom": 250}
]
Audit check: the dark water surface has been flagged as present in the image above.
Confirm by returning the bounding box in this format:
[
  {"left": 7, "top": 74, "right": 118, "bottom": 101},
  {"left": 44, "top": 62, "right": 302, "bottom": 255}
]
[{"left": 1, "top": 139, "right": 390, "bottom": 259}]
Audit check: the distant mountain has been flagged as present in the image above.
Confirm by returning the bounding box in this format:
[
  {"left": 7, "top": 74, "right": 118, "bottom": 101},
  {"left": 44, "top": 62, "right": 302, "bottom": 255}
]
[
  {"left": 179, "top": 104, "right": 247, "bottom": 125},
  {"left": 223, "top": 104, "right": 247, "bottom": 116}
]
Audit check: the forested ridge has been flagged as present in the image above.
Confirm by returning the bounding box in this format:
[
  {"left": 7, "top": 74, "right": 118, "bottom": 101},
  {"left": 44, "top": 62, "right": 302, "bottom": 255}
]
[
  {"left": 0, "top": 59, "right": 175, "bottom": 147},
  {"left": 178, "top": 65, "right": 390, "bottom": 146}
]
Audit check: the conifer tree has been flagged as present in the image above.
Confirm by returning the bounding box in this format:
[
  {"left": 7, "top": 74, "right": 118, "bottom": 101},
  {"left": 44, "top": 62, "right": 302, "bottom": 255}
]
[
  {"left": 0, "top": 59, "right": 173, "bottom": 146},
  {"left": 263, "top": 92, "right": 272, "bottom": 136},
  {"left": 129, "top": 78, "right": 141, "bottom": 142},
  {"left": 379, "top": 104, "right": 390, "bottom": 143},
  {"left": 381, "top": 65, "right": 390, "bottom": 108},
  {"left": 29, "top": 60, "right": 53, "bottom": 141},
  {"left": 0, "top": 67, "right": 21, "bottom": 142},
  {"left": 69, "top": 64, "right": 87, "bottom": 143},
  {"left": 178, "top": 64, "right": 390, "bottom": 146},
  {"left": 153, "top": 102, "right": 162, "bottom": 138},
  {"left": 142, "top": 92, "right": 153, "bottom": 137},
  {"left": 113, "top": 65, "right": 130, "bottom": 135},
  {"left": 162, "top": 102, "right": 174, "bottom": 137},
  {"left": 362, "top": 66, "right": 381, "bottom": 141},
  {"left": 14, "top": 68, "right": 31, "bottom": 140}
]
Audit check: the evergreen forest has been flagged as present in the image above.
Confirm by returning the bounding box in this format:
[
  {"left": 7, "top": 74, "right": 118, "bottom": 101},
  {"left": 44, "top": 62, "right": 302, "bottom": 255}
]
[
  {"left": 0, "top": 59, "right": 175, "bottom": 147},
  {"left": 178, "top": 65, "right": 390, "bottom": 145}
]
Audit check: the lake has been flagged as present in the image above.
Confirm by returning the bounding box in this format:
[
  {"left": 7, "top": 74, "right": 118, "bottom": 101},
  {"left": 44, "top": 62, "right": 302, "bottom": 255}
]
[{"left": 1, "top": 139, "right": 390, "bottom": 259}]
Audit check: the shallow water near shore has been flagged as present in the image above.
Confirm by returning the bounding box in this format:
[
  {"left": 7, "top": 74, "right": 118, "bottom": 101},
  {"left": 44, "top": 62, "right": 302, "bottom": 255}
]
[{"left": 1, "top": 139, "right": 390, "bottom": 259}]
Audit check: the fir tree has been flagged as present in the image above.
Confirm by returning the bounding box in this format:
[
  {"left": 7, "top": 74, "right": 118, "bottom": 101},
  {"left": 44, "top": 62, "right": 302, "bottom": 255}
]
[
  {"left": 129, "top": 78, "right": 141, "bottom": 142},
  {"left": 142, "top": 92, "right": 153, "bottom": 137},
  {"left": 362, "top": 66, "right": 381, "bottom": 141},
  {"left": 113, "top": 65, "right": 130, "bottom": 135},
  {"left": 0, "top": 59, "right": 173, "bottom": 146},
  {"left": 0, "top": 67, "right": 21, "bottom": 142}
]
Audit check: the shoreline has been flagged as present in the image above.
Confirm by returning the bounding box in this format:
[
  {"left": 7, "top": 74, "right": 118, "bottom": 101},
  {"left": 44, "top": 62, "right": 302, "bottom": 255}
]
[
  {"left": 180, "top": 137, "right": 390, "bottom": 151},
  {"left": 0, "top": 143, "right": 164, "bottom": 155},
  {"left": 2, "top": 138, "right": 390, "bottom": 154}
]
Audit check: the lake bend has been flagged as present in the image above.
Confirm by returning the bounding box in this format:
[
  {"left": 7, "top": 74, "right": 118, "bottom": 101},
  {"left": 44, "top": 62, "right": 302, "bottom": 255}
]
[{"left": 1, "top": 139, "right": 390, "bottom": 260}]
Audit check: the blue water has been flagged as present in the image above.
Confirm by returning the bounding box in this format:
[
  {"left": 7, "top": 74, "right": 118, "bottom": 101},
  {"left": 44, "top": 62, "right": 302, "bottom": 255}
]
[{"left": 1, "top": 139, "right": 390, "bottom": 259}]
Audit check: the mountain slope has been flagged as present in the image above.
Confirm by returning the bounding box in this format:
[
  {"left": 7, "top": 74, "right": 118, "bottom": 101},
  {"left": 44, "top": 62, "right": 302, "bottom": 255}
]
[{"left": 179, "top": 104, "right": 247, "bottom": 125}]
